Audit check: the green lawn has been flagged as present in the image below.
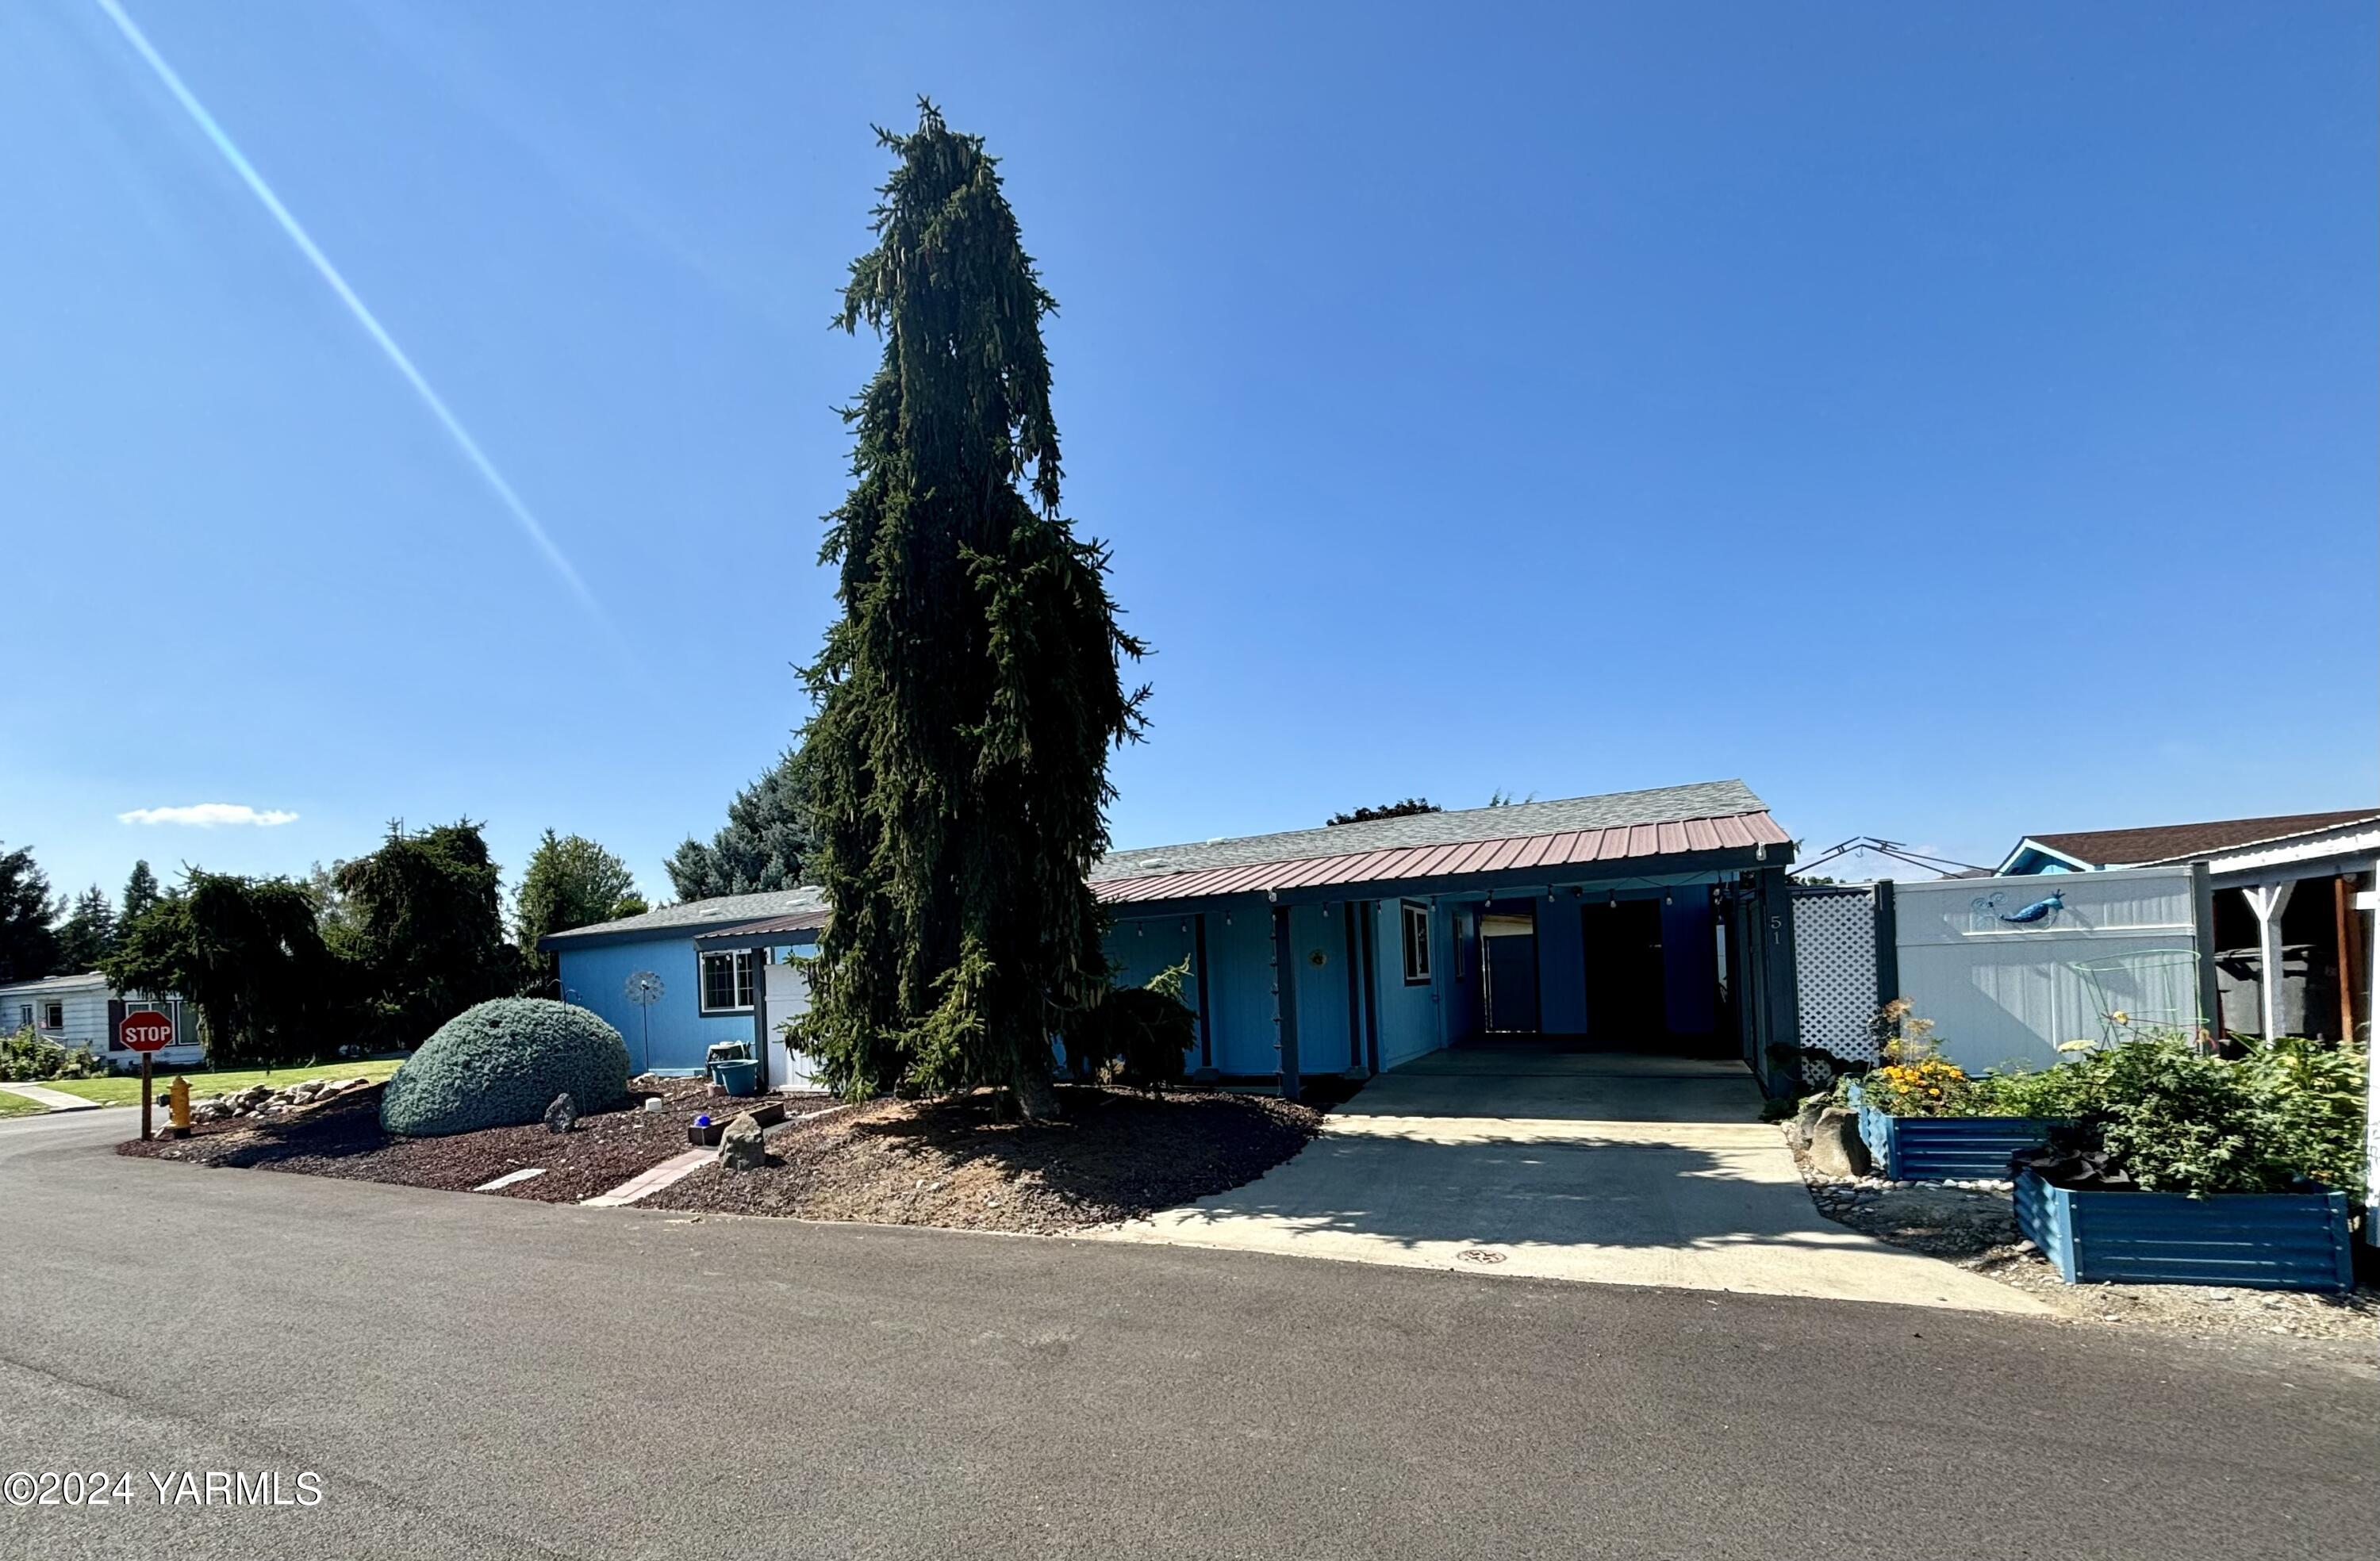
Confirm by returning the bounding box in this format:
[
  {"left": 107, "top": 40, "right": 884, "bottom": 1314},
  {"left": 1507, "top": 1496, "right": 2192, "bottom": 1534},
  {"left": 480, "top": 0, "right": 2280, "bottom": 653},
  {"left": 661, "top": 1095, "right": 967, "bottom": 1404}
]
[
  {"left": 39, "top": 1057, "right": 405, "bottom": 1109},
  {"left": 0, "top": 1090, "right": 52, "bottom": 1118}
]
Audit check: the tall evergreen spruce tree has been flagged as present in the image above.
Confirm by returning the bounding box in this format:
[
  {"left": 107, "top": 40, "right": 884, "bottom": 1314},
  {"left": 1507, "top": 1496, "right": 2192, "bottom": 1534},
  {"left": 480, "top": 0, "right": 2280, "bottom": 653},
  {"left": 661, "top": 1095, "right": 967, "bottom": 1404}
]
[{"left": 797, "top": 102, "right": 1146, "bottom": 1117}]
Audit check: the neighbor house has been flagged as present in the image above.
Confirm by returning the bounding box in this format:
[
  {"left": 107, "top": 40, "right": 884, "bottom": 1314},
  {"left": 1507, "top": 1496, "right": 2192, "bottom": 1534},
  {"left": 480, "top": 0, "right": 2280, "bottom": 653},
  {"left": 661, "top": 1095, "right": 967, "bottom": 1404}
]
[
  {"left": 539, "top": 889, "right": 830, "bottom": 1085},
  {"left": 1998, "top": 807, "right": 2378, "bottom": 1043},
  {"left": 0, "top": 971, "right": 204, "bottom": 1068},
  {"left": 543, "top": 778, "right": 1808, "bottom": 1095}
]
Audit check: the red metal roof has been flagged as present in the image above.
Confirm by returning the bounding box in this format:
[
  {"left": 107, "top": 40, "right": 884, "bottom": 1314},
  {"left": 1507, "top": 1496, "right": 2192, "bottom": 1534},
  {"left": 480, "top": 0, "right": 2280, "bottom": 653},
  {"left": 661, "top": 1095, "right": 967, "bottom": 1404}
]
[
  {"left": 1092, "top": 810, "right": 1791, "bottom": 906},
  {"left": 690, "top": 907, "right": 831, "bottom": 946}
]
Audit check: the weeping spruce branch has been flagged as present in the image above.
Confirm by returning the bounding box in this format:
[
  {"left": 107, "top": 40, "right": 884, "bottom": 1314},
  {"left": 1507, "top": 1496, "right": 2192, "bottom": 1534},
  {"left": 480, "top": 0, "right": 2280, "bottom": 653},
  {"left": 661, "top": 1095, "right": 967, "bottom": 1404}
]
[{"left": 794, "top": 102, "right": 1147, "bottom": 1117}]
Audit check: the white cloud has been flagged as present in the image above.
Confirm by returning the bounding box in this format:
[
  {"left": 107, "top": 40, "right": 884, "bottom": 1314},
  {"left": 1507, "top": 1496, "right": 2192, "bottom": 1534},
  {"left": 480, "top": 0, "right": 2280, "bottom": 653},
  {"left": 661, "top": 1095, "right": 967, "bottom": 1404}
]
[{"left": 118, "top": 804, "right": 300, "bottom": 828}]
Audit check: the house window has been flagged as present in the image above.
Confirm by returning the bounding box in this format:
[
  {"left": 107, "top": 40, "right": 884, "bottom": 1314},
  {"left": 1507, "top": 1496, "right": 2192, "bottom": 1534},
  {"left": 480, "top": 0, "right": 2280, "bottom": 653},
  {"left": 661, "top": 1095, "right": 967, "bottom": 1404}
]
[
  {"left": 1399, "top": 902, "right": 1432, "bottom": 985},
  {"left": 14, "top": 1003, "right": 30, "bottom": 1031},
  {"left": 699, "top": 950, "right": 758, "bottom": 1015},
  {"left": 40, "top": 1000, "right": 64, "bottom": 1031}
]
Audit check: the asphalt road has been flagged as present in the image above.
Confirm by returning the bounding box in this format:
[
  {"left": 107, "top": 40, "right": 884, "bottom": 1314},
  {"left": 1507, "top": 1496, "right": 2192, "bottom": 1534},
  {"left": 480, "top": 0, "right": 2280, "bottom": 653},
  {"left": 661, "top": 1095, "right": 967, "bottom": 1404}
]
[{"left": 2, "top": 1110, "right": 2371, "bottom": 1561}]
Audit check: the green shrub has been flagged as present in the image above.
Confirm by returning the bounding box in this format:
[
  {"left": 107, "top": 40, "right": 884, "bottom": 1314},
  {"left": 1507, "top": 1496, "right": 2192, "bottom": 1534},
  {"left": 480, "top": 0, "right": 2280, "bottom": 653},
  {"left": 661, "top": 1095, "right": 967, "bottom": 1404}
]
[
  {"left": 380, "top": 999, "right": 630, "bottom": 1137},
  {"left": 2020, "top": 1031, "right": 2369, "bottom": 1200},
  {"left": 1964, "top": 1064, "right": 2094, "bottom": 1121},
  {"left": 1065, "top": 960, "right": 1195, "bottom": 1095},
  {"left": 2234, "top": 1034, "right": 2368, "bottom": 1202},
  {"left": 1, "top": 1026, "right": 109, "bottom": 1082}
]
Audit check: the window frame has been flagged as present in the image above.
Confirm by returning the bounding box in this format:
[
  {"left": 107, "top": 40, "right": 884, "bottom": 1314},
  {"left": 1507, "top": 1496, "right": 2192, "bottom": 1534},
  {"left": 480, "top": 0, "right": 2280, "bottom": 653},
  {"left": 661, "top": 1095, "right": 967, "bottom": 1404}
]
[
  {"left": 39, "top": 999, "right": 64, "bottom": 1031},
  {"left": 1399, "top": 901, "right": 1433, "bottom": 986},
  {"left": 697, "top": 949, "right": 758, "bottom": 1016}
]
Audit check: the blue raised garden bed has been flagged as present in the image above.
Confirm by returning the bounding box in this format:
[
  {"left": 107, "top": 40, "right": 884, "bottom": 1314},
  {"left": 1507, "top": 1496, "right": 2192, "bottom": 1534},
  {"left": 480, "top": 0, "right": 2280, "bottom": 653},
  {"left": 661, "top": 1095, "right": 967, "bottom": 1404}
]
[
  {"left": 2012, "top": 1170, "right": 2353, "bottom": 1292},
  {"left": 1844, "top": 1083, "right": 2064, "bottom": 1181}
]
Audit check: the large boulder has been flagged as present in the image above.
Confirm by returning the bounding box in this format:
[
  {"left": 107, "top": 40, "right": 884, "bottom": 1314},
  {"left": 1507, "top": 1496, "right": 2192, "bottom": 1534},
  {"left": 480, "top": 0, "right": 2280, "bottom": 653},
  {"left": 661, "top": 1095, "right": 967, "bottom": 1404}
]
[
  {"left": 1806, "top": 1107, "right": 1871, "bottom": 1179},
  {"left": 381, "top": 999, "right": 631, "bottom": 1138}
]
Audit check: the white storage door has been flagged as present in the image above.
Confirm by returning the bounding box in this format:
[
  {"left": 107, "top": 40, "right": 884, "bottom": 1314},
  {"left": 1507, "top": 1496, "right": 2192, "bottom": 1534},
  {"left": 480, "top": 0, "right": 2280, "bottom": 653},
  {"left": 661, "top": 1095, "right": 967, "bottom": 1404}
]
[{"left": 764, "top": 959, "right": 820, "bottom": 1091}]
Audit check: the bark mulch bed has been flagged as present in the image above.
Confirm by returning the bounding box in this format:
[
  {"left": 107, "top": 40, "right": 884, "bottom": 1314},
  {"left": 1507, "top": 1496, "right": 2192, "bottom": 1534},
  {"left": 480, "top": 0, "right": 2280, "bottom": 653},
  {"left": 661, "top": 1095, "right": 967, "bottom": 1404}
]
[
  {"left": 117, "top": 1080, "right": 835, "bottom": 1205},
  {"left": 643, "top": 1085, "right": 1323, "bottom": 1233}
]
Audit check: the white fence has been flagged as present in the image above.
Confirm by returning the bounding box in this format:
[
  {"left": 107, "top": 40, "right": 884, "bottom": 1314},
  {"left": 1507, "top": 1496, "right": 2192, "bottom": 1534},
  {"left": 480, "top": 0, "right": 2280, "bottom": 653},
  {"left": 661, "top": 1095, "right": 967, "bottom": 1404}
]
[{"left": 1893, "top": 865, "right": 2211, "bottom": 1072}]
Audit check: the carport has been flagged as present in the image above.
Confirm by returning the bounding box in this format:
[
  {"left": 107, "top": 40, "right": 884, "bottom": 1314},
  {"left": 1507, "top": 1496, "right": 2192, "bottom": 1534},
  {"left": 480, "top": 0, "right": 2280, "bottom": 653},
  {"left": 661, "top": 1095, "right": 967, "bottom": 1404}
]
[{"left": 1095, "top": 780, "right": 1812, "bottom": 1099}]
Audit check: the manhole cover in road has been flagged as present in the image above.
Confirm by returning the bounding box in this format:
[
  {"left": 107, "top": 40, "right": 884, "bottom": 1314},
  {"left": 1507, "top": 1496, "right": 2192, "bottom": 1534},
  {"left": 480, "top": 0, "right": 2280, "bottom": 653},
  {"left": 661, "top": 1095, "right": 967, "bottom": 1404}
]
[{"left": 1457, "top": 1248, "right": 1507, "bottom": 1264}]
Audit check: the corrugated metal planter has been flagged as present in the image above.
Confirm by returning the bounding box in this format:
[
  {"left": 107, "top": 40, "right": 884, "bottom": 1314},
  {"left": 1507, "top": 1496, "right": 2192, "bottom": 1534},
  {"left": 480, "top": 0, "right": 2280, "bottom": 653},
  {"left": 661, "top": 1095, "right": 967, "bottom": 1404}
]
[
  {"left": 2012, "top": 1170, "right": 2354, "bottom": 1292},
  {"left": 1845, "top": 1083, "right": 2065, "bottom": 1180}
]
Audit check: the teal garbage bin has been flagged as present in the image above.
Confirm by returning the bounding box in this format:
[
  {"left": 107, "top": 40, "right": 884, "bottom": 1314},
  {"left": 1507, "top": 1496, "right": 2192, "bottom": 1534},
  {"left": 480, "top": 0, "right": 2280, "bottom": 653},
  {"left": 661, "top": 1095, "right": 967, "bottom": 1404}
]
[{"left": 708, "top": 1058, "right": 761, "bottom": 1097}]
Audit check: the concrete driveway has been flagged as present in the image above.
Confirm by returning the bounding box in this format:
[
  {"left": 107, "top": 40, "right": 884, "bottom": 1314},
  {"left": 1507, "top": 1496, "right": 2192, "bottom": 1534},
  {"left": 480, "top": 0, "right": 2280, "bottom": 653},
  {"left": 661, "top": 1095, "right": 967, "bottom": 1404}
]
[{"left": 1098, "top": 1049, "right": 2045, "bottom": 1313}]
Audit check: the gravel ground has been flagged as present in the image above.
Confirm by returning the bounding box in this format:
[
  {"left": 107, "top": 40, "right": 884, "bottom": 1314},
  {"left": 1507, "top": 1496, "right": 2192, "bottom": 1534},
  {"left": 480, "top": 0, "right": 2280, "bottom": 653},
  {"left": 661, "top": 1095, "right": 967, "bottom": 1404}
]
[
  {"left": 645, "top": 1084, "right": 1323, "bottom": 1233},
  {"left": 1788, "top": 1130, "right": 2378, "bottom": 1370},
  {"left": 117, "top": 1080, "right": 835, "bottom": 1203}
]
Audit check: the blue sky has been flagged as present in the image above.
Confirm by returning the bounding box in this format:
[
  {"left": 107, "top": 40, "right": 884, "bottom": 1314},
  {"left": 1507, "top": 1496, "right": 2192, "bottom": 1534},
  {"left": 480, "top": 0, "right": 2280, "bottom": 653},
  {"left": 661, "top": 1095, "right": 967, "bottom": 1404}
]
[{"left": 3, "top": 2, "right": 2372, "bottom": 908}]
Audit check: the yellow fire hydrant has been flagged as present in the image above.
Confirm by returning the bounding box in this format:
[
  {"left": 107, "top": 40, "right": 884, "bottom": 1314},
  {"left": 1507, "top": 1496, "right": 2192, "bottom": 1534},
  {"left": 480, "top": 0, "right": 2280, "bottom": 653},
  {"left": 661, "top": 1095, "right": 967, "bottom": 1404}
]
[{"left": 168, "top": 1076, "right": 192, "bottom": 1137}]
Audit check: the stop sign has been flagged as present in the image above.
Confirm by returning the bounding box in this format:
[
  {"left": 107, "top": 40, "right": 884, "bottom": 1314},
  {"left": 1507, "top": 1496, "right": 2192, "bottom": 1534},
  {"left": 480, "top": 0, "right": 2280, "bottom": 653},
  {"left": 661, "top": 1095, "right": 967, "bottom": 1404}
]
[{"left": 119, "top": 1009, "right": 174, "bottom": 1053}]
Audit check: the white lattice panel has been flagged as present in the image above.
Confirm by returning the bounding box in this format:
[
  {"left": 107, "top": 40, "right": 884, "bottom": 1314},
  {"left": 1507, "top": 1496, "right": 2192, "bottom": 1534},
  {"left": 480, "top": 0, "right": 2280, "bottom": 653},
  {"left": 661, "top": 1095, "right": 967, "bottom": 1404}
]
[{"left": 1793, "top": 888, "right": 1881, "bottom": 1083}]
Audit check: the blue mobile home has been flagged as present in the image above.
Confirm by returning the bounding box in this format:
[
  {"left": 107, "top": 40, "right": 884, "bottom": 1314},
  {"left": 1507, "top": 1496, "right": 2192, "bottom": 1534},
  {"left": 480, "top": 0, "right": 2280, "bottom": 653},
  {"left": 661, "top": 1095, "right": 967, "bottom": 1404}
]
[
  {"left": 541, "top": 889, "right": 827, "bottom": 1079},
  {"left": 543, "top": 779, "right": 1806, "bottom": 1095}
]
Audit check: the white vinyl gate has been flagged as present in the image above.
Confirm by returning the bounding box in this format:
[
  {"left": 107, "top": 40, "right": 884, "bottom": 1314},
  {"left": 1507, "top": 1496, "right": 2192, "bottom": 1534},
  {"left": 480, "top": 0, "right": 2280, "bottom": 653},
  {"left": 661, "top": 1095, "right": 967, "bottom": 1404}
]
[
  {"left": 1892, "top": 866, "right": 2211, "bottom": 1072},
  {"left": 763, "top": 959, "right": 820, "bottom": 1092}
]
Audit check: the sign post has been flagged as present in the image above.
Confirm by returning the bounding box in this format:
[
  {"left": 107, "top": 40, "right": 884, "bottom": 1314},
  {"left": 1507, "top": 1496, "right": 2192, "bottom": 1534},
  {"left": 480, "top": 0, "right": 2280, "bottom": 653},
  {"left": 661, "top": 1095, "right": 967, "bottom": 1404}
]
[{"left": 119, "top": 1008, "right": 174, "bottom": 1142}]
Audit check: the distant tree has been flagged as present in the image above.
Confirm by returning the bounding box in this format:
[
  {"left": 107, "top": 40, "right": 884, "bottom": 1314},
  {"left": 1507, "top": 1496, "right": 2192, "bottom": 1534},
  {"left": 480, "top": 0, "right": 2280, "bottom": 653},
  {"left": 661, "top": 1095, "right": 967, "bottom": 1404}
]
[
  {"left": 516, "top": 830, "right": 641, "bottom": 979},
  {"left": 1484, "top": 788, "right": 1534, "bottom": 808},
  {"left": 612, "top": 891, "right": 649, "bottom": 919},
  {"left": 1326, "top": 798, "right": 1441, "bottom": 827},
  {"left": 334, "top": 821, "right": 521, "bottom": 1047},
  {"left": 795, "top": 104, "right": 1148, "bottom": 1118},
  {"left": 52, "top": 885, "right": 117, "bottom": 973},
  {"left": 666, "top": 748, "right": 818, "bottom": 900},
  {"left": 121, "top": 859, "right": 161, "bottom": 926},
  {"left": 103, "top": 872, "right": 345, "bottom": 1065},
  {"left": 305, "top": 860, "right": 364, "bottom": 942},
  {"left": 0, "top": 843, "right": 61, "bottom": 983}
]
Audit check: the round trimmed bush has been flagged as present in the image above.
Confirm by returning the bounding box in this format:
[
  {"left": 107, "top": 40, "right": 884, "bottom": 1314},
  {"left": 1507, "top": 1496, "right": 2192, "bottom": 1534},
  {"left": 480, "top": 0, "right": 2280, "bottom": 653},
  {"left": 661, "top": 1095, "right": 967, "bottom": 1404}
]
[{"left": 381, "top": 999, "right": 631, "bottom": 1137}]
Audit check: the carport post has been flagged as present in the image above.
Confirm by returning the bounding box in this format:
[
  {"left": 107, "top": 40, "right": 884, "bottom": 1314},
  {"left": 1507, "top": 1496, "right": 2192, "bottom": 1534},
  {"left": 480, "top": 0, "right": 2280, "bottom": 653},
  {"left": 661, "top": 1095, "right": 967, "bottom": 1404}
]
[
  {"left": 1342, "top": 903, "right": 1365, "bottom": 1076},
  {"left": 750, "top": 942, "right": 772, "bottom": 1091},
  {"left": 1754, "top": 868, "right": 1802, "bottom": 1097},
  {"left": 1190, "top": 913, "right": 1218, "bottom": 1082},
  {"left": 1272, "top": 905, "right": 1301, "bottom": 1102}
]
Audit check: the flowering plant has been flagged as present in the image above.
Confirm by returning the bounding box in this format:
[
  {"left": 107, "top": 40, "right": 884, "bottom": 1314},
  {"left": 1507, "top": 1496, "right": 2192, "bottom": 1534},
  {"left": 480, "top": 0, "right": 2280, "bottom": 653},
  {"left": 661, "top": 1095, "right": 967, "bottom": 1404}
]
[{"left": 1858, "top": 1056, "right": 1979, "bottom": 1118}]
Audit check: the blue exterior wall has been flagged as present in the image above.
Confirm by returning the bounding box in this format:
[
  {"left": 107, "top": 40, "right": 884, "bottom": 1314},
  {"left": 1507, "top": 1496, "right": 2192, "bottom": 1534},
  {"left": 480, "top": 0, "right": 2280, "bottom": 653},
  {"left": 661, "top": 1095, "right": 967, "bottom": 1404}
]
[
  {"left": 1661, "top": 896, "right": 1718, "bottom": 1036},
  {"left": 1100, "top": 914, "right": 1201, "bottom": 1074},
  {"left": 1374, "top": 898, "right": 1450, "bottom": 1068},
  {"left": 1103, "top": 899, "right": 1454, "bottom": 1079},
  {"left": 558, "top": 934, "right": 766, "bottom": 1076},
  {"left": 1537, "top": 902, "right": 1587, "bottom": 1034}
]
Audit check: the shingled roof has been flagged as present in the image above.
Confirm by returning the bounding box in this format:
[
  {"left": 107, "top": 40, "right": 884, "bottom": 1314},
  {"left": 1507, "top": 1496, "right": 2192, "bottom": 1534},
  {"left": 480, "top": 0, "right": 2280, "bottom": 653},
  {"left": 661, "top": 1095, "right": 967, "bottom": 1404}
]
[
  {"left": 538, "top": 886, "right": 827, "bottom": 950},
  {"left": 2013, "top": 809, "right": 2380, "bottom": 871}
]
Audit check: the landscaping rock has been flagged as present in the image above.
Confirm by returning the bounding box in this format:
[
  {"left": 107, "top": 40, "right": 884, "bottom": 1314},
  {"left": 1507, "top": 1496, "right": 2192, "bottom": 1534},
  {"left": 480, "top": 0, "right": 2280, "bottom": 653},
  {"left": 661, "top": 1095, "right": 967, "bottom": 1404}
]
[
  {"left": 1806, "top": 1107, "right": 1871, "bottom": 1179},
  {"left": 1789, "top": 1099, "right": 1828, "bottom": 1151},
  {"left": 543, "top": 1093, "right": 578, "bottom": 1134},
  {"left": 717, "top": 1112, "right": 766, "bottom": 1171}
]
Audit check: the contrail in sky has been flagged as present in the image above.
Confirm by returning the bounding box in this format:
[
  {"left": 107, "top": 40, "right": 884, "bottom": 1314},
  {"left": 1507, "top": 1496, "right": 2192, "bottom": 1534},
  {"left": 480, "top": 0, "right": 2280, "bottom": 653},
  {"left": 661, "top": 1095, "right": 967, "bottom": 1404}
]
[{"left": 93, "top": 0, "right": 608, "bottom": 624}]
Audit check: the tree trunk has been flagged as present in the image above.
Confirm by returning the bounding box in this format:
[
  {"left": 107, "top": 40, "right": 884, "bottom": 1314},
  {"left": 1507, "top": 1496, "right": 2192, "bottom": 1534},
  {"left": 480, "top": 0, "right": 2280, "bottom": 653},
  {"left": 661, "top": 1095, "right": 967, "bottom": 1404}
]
[{"left": 1013, "top": 1064, "right": 1059, "bottom": 1122}]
